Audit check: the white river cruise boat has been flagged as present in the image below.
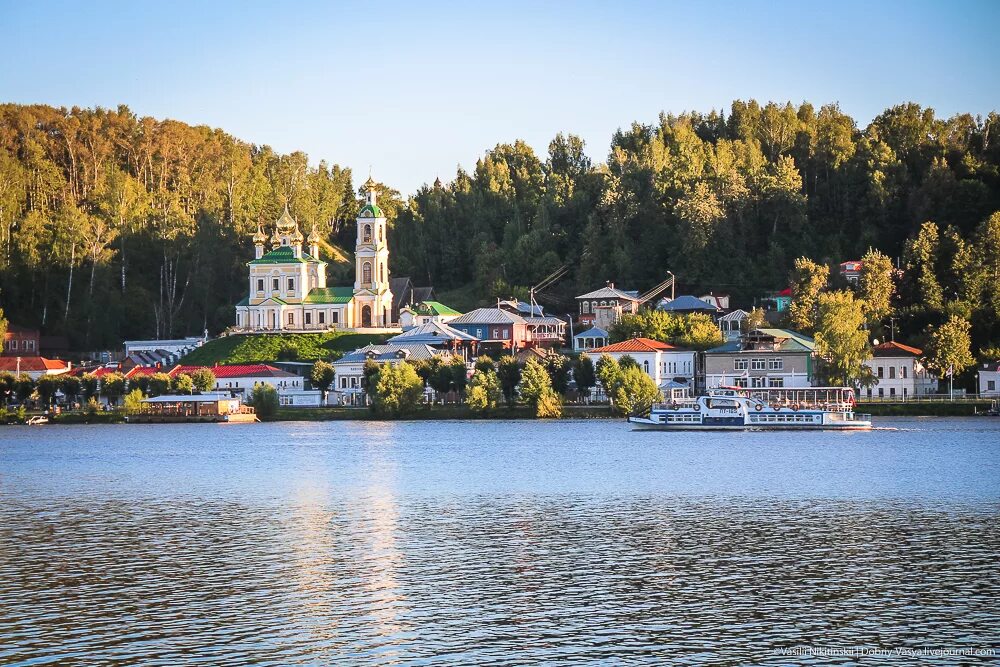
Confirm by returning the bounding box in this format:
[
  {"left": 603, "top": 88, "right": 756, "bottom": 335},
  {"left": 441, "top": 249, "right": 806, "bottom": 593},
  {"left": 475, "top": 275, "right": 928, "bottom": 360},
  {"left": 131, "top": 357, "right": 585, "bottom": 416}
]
[{"left": 629, "top": 387, "right": 872, "bottom": 431}]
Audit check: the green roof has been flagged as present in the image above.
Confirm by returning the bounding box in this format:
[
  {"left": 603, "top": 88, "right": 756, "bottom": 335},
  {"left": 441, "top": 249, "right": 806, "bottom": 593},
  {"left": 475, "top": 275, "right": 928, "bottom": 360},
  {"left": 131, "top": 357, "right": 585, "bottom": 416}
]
[
  {"left": 236, "top": 297, "right": 249, "bottom": 307},
  {"left": 358, "top": 203, "right": 383, "bottom": 218},
  {"left": 413, "top": 300, "right": 461, "bottom": 316},
  {"left": 248, "top": 246, "right": 325, "bottom": 265},
  {"left": 303, "top": 287, "right": 354, "bottom": 304}
]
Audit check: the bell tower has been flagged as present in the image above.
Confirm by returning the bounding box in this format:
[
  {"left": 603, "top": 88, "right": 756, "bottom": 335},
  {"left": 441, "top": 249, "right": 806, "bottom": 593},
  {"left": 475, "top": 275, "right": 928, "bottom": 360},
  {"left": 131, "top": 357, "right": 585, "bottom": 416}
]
[{"left": 353, "top": 177, "right": 393, "bottom": 327}]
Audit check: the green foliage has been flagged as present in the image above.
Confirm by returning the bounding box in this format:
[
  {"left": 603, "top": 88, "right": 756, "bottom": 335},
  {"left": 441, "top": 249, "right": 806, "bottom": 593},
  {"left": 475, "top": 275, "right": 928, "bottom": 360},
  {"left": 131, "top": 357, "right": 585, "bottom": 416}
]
[
  {"left": 310, "top": 360, "right": 335, "bottom": 394},
  {"left": 249, "top": 384, "right": 279, "bottom": 420},
  {"left": 573, "top": 355, "right": 597, "bottom": 397},
  {"left": 465, "top": 369, "right": 502, "bottom": 412},
  {"left": 543, "top": 353, "right": 571, "bottom": 395},
  {"left": 534, "top": 390, "right": 563, "bottom": 418},
  {"left": 618, "top": 355, "right": 639, "bottom": 370},
  {"left": 372, "top": 362, "right": 425, "bottom": 417},
  {"left": 610, "top": 367, "right": 662, "bottom": 416},
  {"left": 100, "top": 372, "right": 126, "bottom": 405},
  {"left": 123, "top": 388, "right": 145, "bottom": 415},
  {"left": 80, "top": 373, "right": 98, "bottom": 399},
  {"left": 519, "top": 358, "right": 562, "bottom": 418},
  {"left": 903, "top": 222, "right": 944, "bottom": 312},
  {"left": 609, "top": 310, "right": 721, "bottom": 349},
  {"left": 744, "top": 307, "right": 766, "bottom": 332},
  {"left": 496, "top": 355, "right": 521, "bottom": 406},
  {"left": 148, "top": 372, "right": 171, "bottom": 397},
  {"left": 926, "top": 315, "right": 974, "bottom": 378},
  {"left": 0, "top": 371, "right": 15, "bottom": 403},
  {"left": 36, "top": 375, "right": 60, "bottom": 405},
  {"left": 813, "top": 291, "right": 871, "bottom": 386},
  {"left": 180, "top": 333, "right": 389, "bottom": 366},
  {"left": 595, "top": 354, "right": 622, "bottom": 396},
  {"left": 14, "top": 374, "right": 34, "bottom": 402},
  {"left": 190, "top": 368, "right": 216, "bottom": 392},
  {"left": 449, "top": 357, "right": 468, "bottom": 394},
  {"left": 59, "top": 375, "right": 81, "bottom": 403},
  {"left": 679, "top": 313, "right": 723, "bottom": 350},
  {"left": 859, "top": 248, "right": 895, "bottom": 324},
  {"left": 362, "top": 359, "right": 381, "bottom": 398},
  {"left": 789, "top": 257, "right": 829, "bottom": 333},
  {"left": 474, "top": 355, "right": 495, "bottom": 374},
  {"left": 172, "top": 373, "right": 194, "bottom": 395}
]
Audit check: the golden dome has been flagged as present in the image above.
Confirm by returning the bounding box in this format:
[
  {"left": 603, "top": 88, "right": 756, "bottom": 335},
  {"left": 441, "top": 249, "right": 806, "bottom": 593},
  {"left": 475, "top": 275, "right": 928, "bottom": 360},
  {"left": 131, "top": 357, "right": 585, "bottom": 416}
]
[{"left": 252, "top": 225, "right": 267, "bottom": 244}]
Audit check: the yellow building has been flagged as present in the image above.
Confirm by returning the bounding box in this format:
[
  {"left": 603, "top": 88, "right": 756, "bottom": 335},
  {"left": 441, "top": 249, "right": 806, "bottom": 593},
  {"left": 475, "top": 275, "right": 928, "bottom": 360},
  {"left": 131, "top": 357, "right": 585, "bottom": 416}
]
[{"left": 234, "top": 178, "right": 394, "bottom": 331}]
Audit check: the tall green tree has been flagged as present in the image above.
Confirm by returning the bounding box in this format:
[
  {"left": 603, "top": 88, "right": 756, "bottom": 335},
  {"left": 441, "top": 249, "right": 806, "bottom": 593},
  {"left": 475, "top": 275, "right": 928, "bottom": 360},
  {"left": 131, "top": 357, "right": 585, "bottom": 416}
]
[
  {"left": 789, "top": 257, "right": 829, "bottom": 332},
  {"left": 813, "top": 291, "right": 871, "bottom": 386}
]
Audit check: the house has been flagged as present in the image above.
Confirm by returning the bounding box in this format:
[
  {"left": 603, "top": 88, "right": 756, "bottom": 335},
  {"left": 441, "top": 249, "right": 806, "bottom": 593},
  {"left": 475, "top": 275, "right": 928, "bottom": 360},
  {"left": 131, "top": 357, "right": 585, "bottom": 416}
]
[
  {"left": 449, "top": 308, "right": 529, "bottom": 353},
  {"left": 576, "top": 283, "right": 640, "bottom": 328},
  {"left": 332, "top": 343, "right": 448, "bottom": 406},
  {"left": 658, "top": 294, "right": 721, "bottom": 317},
  {"left": 700, "top": 293, "right": 730, "bottom": 310},
  {"left": 389, "top": 277, "right": 435, "bottom": 326},
  {"left": 498, "top": 299, "right": 544, "bottom": 318},
  {"left": 717, "top": 309, "right": 749, "bottom": 341},
  {"left": 169, "top": 363, "right": 321, "bottom": 406},
  {"left": 704, "top": 328, "right": 816, "bottom": 389},
  {"left": 586, "top": 337, "right": 698, "bottom": 394},
  {"left": 387, "top": 320, "right": 479, "bottom": 359},
  {"left": 235, "top": 178, "right": 395, "bottom": 331},
  {"left": 759, "top": 288, "right": 792, "bottom": 313},
  {"left": 840, "top": 260, "right": 863, "bottom": 285},
  {"left": 523, "top": 316, "right": 567, "bottom": 349},
  {"left": 0, "top": 356, "right": 71, "bottom": 380},
  {"left": 399, "top": 301, "right": 462, "bottom": 329},
  {"left": 124, "top": 335, "right": 206, "bottom": 359},
  {"left": 978, "top": 361, "right": 1000, "bottom": 396},
  {"left": 573, "top": 326, "right": 610, "bottom": 352},
  {"left": 3, "top": 325, "right": 40, "bottom": 356},
  {"left": 862, "top": 341, "right": 937, "bottom": 399}
]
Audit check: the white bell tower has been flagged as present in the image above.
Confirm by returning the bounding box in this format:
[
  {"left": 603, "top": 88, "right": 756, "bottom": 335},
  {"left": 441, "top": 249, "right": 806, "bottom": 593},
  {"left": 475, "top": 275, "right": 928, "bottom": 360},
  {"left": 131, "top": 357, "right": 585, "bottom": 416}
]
[{"left": 353, "top": 176, "right": 393, "bottom": 327}]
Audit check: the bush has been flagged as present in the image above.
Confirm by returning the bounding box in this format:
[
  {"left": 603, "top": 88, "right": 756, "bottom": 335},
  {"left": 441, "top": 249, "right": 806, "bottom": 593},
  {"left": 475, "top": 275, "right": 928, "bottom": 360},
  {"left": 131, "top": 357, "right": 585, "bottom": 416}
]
[
  {"left": 372, "top": 362, "right": 425, "bottom": 417},
  {"left": 190, "top": 368, "right": 217, "bottom": 392},
  {"left": 148, "top": 372, "right": 171, "bottom": 397},
  {"left": 465, "top": 370, "right": 502, "bottom": 412},
  {"left": 123, "top": 388, "right": 145, "bottom": 415},
  {"left": 249, "top": 384, "right": 279, "bottom": 420},
  {"left": 172, "top": 373, "right": 195, "bottom": 395}
]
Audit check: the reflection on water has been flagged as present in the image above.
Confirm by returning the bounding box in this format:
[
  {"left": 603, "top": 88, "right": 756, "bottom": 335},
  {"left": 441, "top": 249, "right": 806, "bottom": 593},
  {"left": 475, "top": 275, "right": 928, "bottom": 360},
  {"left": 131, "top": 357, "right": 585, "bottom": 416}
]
[{"left": 1, "top": 419, "right": 998, "bottom": 664}]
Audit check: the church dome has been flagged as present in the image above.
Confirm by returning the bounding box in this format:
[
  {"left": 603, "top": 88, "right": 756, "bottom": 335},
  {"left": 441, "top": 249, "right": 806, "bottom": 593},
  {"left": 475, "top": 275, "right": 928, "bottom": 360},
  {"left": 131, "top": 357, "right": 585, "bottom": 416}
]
[
  {"left": 307, "top": 226, "right": 322, "bottom": 243},
  {"left": 276, "top": 205, "right": 297, "bottom": 231},
  {"left": 252, "top": 225, "right": 267, "bottom": 244}
]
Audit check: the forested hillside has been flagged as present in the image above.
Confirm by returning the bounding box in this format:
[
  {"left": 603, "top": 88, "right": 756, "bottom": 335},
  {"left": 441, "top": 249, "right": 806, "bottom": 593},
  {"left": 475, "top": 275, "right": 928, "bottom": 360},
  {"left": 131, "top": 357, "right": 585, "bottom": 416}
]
[{"left": 1, "top": 101, "right": 999, "bottom": 353}]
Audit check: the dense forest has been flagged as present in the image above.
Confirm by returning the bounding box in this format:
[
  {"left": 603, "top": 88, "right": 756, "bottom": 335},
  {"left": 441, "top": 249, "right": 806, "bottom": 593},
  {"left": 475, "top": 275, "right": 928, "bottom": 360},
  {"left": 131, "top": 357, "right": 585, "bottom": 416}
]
[{"left": 1, "top": 101, "right": 999, "bottom": 355}]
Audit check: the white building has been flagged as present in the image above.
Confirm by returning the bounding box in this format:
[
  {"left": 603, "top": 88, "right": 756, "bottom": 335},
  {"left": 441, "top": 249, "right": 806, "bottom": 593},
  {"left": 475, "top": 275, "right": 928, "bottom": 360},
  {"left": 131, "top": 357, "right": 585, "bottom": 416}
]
[
  {"left": 586, "top": 337, "right": 697, "bottom": 395},
  {"left": 170, "top": 363, "right": 322, "bottom": 406},
  {"left": 124, "top": 335, "right": 206, "bottom": 359},
  {"left": 976, "top": 361, "right": 999, "bottom": 396},
  {"left": 399, "top": 301, "right": 462, "bottom": 329},
  {"left": 862, "top": 341, "right": 938, "bottom": 399},
  {"left": 573, "top": 326, "right": 609, "bottom": 352},
  {"left": 235, "top": 178, "right": 394, "bottom": 331},
  {"left": 332, "top": 343, "right": 450, "bottom": 406}
]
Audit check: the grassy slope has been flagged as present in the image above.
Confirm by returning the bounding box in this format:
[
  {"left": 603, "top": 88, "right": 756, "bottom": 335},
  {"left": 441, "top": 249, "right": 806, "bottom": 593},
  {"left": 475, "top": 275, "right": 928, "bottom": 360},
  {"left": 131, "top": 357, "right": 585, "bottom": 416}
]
[{"left": 180, "top": 332, "right": 391, "bottom": 365}]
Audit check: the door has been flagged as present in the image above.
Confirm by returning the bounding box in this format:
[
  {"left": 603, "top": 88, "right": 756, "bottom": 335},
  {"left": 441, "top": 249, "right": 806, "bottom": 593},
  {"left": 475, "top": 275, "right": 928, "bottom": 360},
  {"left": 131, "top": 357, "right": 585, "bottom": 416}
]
[{"left": 361, "top": 305, "right": 372, "bottom": 327}]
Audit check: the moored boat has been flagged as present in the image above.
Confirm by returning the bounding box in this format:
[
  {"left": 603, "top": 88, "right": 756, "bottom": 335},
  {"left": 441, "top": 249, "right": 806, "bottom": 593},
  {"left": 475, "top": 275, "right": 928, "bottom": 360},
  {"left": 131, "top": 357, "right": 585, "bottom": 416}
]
[{"left": 629, "top": 386, "right": 871, "bottom": 431}]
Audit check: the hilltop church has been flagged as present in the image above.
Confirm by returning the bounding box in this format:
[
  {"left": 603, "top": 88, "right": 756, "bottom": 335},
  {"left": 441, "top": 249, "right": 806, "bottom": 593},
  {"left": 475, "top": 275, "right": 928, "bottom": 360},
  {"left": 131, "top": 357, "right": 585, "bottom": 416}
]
[{"left": 235, "top": 178, "right": 394, "bottom": 331}]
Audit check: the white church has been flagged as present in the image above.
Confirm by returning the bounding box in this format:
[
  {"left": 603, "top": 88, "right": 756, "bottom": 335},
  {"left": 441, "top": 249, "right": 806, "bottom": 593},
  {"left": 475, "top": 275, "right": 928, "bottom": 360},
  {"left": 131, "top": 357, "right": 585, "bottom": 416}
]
[{"left": 234, "top": 178, "right": 395, "bottom": 331}]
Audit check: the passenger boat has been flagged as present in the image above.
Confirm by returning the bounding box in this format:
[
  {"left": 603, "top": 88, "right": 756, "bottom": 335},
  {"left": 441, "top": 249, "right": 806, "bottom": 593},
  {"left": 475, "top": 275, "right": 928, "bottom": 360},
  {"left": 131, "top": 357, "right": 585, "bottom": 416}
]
[{"left": 629, "top": 387, "right": 872, "bottom": 431}]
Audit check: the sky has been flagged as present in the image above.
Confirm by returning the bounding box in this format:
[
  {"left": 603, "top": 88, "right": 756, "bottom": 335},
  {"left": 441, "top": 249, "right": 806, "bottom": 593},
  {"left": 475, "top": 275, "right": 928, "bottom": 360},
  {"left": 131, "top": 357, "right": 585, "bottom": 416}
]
[{"left": 2, "top": 0, "right": 998, "bottom": 195}]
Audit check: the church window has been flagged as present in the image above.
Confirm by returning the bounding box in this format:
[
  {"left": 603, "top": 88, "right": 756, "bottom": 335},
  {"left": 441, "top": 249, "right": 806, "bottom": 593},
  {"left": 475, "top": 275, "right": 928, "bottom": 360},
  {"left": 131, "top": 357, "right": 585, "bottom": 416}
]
[
  {"left": 288, "top": 278, "right": 294, "bottom": 292},
  {"left": 332, "top": 311, "right": 339, "bottom": 324},
  {"left": 257, "top": 279, "right": 264, "bottom": 292},
  {"left": 363, "top": 224, "right": 372, "bottom": 243},
  {"left": 288, "top": 312, "right": 294, "bottom": 325},
  {"left": 363, "top": 261, "right": 372, "bottom": 284},
  {"left": 319, "top": 312, "right": 325, "bottom": 324},
  {"left": 272, "top": 278, "right": 279, "bottom": 291},
  {"left": 379, "top": 263, "right": 384, "bottom": 283},
  {"left": 305, "top": 312, "right": 312, "bottom": 325}
]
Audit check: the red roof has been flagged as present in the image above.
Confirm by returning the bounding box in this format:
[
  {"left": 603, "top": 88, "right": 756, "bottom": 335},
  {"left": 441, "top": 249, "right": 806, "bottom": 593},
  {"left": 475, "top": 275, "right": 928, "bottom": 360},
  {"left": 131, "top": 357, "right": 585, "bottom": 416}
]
[
  {"left": 590, "top": 338, "right": 677, "bottom": 353},
  {"left": 168, "top": 363, "right": 295, "bottom": 378},
  {"left": 872, "top": 341, "right": 922, "bottom": 357},
  {"left": 125, "top": 366, "right": 160, "bottom": 378},
  {"left": 0, "top": 357, "right": 69, "bottom": 373},
  {"left": 777, "top": 288, "right": 792, "bottom": 297}
]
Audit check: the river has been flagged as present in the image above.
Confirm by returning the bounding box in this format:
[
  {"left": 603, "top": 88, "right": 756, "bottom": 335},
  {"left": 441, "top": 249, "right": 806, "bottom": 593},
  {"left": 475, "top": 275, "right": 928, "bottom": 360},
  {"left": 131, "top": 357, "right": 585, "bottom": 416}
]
[{"left": 2, "top": 418, "right": 999, "bottom": 664}]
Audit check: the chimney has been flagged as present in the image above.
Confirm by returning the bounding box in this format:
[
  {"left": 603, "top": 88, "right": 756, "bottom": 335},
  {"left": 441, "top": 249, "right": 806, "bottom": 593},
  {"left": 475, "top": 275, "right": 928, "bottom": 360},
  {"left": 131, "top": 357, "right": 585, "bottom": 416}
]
[{"left": 607, "top": 281, "right": 614, "bottom": 290}]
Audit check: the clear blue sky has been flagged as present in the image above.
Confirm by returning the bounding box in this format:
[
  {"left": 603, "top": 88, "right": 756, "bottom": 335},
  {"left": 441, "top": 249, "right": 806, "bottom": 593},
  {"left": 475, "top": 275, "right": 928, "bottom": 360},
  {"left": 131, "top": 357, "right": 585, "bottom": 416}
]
[{"left": 2, "top": 0, "right": 998, "bottom": 194}]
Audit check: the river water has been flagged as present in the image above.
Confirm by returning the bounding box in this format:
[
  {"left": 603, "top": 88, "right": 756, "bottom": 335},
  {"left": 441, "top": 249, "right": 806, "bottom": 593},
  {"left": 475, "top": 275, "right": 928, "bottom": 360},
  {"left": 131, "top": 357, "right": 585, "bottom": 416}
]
[{"left": 1, "top": 418, "right": 999, "bottom": 665}]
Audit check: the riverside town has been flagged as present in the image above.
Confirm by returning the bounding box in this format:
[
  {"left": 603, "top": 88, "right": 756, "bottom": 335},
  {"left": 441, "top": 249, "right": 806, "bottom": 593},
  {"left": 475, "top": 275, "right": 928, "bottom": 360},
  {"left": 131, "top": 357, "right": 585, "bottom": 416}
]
[{"left": 2, "top": 3, "right": 1000, "bottom": 661}]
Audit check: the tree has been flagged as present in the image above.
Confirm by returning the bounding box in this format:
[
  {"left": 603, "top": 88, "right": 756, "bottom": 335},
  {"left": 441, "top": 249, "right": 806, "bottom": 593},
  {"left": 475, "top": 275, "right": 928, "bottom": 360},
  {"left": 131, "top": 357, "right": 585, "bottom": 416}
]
[
  {"left": 249, "top": 383, "right": 279, "bottom": 420},
  {"left": 0, "top": 371, "right": 14, "bottom": 404},
  {"left": 813, "top": 291, "right": 871, "bottom": 386},
  {"left": 465, "top": 369, "right": 501, "bottom": 412},
  {"left": 744, "top": 307, "right": 766, "bottom": 332},
  {"left": 362, "top": 359, "right": 381, "bottom": 399},
  {"left": 595, "top": 354, "right": 622, "bottom": 401},
  {"left": 372, "top": 362, "right": 424, "bottom": 417},
  {"left": 474, "top": 355, "right": 495, "bottom": 374},
  {"left": 519, "top": 358, "right": 562, "bottom": 418},
  {"left": 789, "top": 257, "right": 829, "bottom": 332},
  {"left": 618, "top": 354, "right": 639, "bottom": 370},
  {"left": 14, "top": 374, "right": 34, "bottom": 403},
  {"left": 496, "top": 355, "right": 521, "bottom": 406},
  {"left": 573, "top": 355, "right": 596, "bottom": 399},
  {"left": 190, "top": 368, "right": 216, "bottom": 393},
  {"left": 131, "top": 374, "right": 151, "bottom": 396},
  {"left": 172, "top": 373, "right": 194, "bottom": 395},
  {"left": 310, "top": 360, "right": 335, "bottom": 399},
  {"left": 610, "top": 366, "right": 662, "bottom": 416},
  {"left": 979, "top": 212, "right": 1000, "bottom": 317},
  {"left": 902, "top": 222, "right": 944, "bottom": 311},
  {"left": 123, "top": 388, "right": 144, "bottom": 415},
  {"left": 926, "top": 315, "right": 974, "bottom": 383},
  {"left": 858, "top": 248, "right": 895, "bottom": 324},
  {"left": 59, "top": 375, "right": 81, "bottom": 405},
  {"left": 101, "top": 372, "right": 126, "bottom": 405},
  {"left": 148, "top": 372, "right": 171, "bottom": 397},
  {"left": 450, "top": 356, "right": 469, "bottom": 395},
  {"left": 0, "top": 307, "right": 6, "bottom": 342},
  {"left": 543, "top": 353, "right": 571, "bottom": 394},
  {"left": 428, "top": 358, "right": 455, "bottom": 398},
  {"left": 679, "top": 313, "right": 724, "bottom": 349},
  {"left": 80, "top": 373, "right": 99, "bottom": 400},
  {"left": 36, "top": 375, "right": 60, "bottom": 406}
]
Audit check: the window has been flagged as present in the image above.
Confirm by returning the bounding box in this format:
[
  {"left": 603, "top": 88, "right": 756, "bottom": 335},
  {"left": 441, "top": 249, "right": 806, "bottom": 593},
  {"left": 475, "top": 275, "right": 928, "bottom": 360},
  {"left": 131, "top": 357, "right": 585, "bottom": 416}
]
[
  {"left": 889, "top": 367, "right": 896, "bottom": 379},
  {"left": 768, "top": 378, "right": 784, "bottom": 388},
  {"left": 751, "top": 377, "right": 766, "bottom": 388},
  {"left": 890, "top": 388, "right": 896, "bottom": 396},
  {"left": 257, "top": 279, "right": 264, "bottom": 292},
  {"left": 582, "top": 302, "right": 590, "bottom": 314},
  {"left": 363, "top": 224, "right": 372, "bottom": 243},
  {"left": 866, "top": 388, "right": 872, "bottom": 398},
  {"left": 734, "top": 359, "right": 749, "bottom": 371},
  {"left": 734, "top": 378, "right": 748, "bottom": 388},
  {"left": 305, "top": 312, "right": 312, "bottom": 325},
  {"left": 503, "top": 329, "right": 509, "bottom": 339},
  {"left": 877, "top": 366, "right": 884, "bottom": 379},
  {"left": 362, "top": 261, "right": 372, "bottom": 283},
  {"left": 288, "top": 312, "right": 294, "bottom": 325},
  {"left": 643, "top": 360, "right": 649, "bottom": 373},
  {"left": 989, "top": 380, "right": 996, "bottom": 391},
  {"left": 379, "top": 263, "right": 385, "bottom": 283},
  {"left": 878, "top": 388, "right": 884, "bottom": 397},
  {"left": 751, "top": 358, "right": 766, "bottom": 371},
  {"left": 9, "top": 340, "right": 17, "bottom": 351},
  {"left": 319, "top": 312, "right": 325, "bottom": 324},
  {"left": 273, "top": 278, "right": 279, "bottom": 291},
  {"left": 768, "top": 358, "right": 783, "bottom": 370},
  {"left": 332, "top": 312, "right": 339, "bottom": 324},
  {"left": 592, "top": 301, "right": 597, "bottom": 312},
  {"left": 901, "top": 366, "right": 907, "bottom": 379},
  {"left": 288, "top": 278, "right": 295, "bottom": 292}
]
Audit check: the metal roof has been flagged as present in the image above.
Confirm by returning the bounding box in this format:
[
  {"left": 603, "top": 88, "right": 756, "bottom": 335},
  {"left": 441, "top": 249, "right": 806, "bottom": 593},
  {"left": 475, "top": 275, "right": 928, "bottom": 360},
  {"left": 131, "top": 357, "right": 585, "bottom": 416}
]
[
  {"left": 388, "top": 321, "right": 478, "bottom": 344},
  {"left": 336, "top": 343, "right": 444, "bottom": 364},
  {"left": 659, "top": 295, "right": 720, "bottom": 312},
  {"left": 576, "top": 286, "right": 640, "bottom": 301},
  {"left": 717, "top": 309, "right": 750, "bottom": 322},
  {"left": 449, "top": 308, "right": 527, "bottom": 325},
  {"left": 574, "top": 326, "right": 609, "bottom": 339}
]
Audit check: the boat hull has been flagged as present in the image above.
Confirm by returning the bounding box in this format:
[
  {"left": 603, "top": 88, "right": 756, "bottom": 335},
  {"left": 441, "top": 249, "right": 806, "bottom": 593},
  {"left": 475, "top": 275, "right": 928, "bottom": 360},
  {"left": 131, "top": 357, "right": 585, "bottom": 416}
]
[{"left": 628, "top": 417, "right": 872, "bottom": 431}]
